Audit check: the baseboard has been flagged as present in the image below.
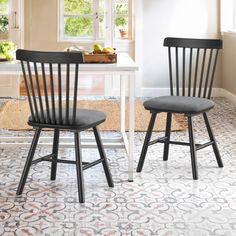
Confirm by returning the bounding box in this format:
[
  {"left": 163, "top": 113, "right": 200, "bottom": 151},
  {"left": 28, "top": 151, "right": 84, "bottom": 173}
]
[
  {"left": 141, "top": 88, "right": 170, "bottom": 97},
  {"left": 220, "top": 88, "right": 236, "bottom": 104},
  {"left": 141, "top": 88, "right": 222, "bottom": 97},
  {"left": 109, "top": 87, "right": 236, "bottom": 101}
]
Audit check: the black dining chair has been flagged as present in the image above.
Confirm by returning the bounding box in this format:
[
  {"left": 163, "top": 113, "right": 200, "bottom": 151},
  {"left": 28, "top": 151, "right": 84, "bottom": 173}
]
[
  {"left": 137, "top": 37, "right": 223, "bottom": 180},
  {"left": 16, "top": 49, "right": 114, "bottom": 203}
]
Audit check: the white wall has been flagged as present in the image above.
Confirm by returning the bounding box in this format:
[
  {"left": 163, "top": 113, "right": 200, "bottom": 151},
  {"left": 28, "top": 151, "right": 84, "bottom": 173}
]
[
  {"left": 221, "top": 33, "right": 236, "bottom": 95},
  {"left": 141, "top": 0, "right": 221, "bottom": 97}
]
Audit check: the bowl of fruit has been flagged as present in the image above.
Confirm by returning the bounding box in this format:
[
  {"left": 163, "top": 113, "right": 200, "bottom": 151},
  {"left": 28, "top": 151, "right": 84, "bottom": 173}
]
[
  {"left": 93, "top": 43, "right": 115, "bottom": 55},
  {"left": 84, "top": 43, "right": 117, "bottom": 63},
  {"left": 64, "top": 43, "right": 117, "bottom": 63}
]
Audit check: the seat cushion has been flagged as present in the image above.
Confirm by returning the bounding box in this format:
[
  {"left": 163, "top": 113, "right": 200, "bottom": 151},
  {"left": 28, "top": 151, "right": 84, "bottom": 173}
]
[
  {"left": 28, "top": 108, "right": 106, "bottom": 130},
  {"left": 144, "top": 96, "right": 214, "bottom": 115}
]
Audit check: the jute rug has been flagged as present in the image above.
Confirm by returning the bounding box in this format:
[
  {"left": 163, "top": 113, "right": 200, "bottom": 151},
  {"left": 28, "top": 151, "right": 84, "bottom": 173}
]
[{"left": 0, "top": 100, "right": 187, "bottom": 131}]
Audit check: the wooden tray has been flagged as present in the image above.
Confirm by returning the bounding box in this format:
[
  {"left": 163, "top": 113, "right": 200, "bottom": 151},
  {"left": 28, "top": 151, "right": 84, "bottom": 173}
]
[
  {"left": 83, "top": 53, "right": 117, "bottom": 64},
  {"left": 0, "top": 58, "right": 7, "bottom": 62}
]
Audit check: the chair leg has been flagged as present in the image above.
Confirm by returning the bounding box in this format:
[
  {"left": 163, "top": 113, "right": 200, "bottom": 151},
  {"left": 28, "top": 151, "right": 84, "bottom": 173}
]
[
  {"left": 50, "top": 129, "right": 60, "bottom": 181},
  {"left": 163, "top": 113, "right": 172, "bottom": 161},
  {"left": 93, "top": 126, "right": 114, "bottom": 187},
  {"left": 74, "top": 132, "right": 85, "bottom": 203},
  {"left": 136, "top": 113, "right": 157, "bottom": 172},
  {"left": 188, "top": 116, "right": 198, "bottom": 180},
  {"left": 203, "top": 113, "right": 223, "bottom": 168},
  {"left": 17, "top": 128, "right": 41, "bottom": 195}
]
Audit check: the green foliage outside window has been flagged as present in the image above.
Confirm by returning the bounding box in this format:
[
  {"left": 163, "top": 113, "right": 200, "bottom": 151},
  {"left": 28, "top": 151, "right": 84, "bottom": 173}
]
[
  {"left": 115, "top": 4, "right": 128, "bottom": 28},
  {"left": 64, "top": 0, "right": 94, "bottom": 37},
  {"left": 64, "top": 0, "right": 92, "bottom": 15},
  {"left": 0, "top": 0, "right": 8, "bottom": 14},
  {"left": 0, "top": 15, "right": 8, "bottom": 32},
  {"left": 64, "top": 17, "right": 93, "bottom": 37},
  {"left": 0, "top": 0, "right": 8, "bottom": 33},
  {"left": 115, "top": 16, "right": 127, "bottom": 28}
]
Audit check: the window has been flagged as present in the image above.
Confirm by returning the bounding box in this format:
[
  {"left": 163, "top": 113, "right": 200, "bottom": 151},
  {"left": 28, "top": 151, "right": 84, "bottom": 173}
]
[
  {"left": 114, "top": 0, "right": 129, "bottom": 39},
  {"left": 221, "top": 0, "right": 236, "bottom": 32},
  {"left": 59, "top": 0, "right": 132, "bottom": 42},
  {"left": 0, "top": 0, "right": 9, "bottom": 33}
]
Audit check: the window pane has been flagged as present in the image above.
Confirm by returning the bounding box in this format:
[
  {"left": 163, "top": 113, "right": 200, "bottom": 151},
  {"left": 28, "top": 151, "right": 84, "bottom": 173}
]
[
  {"left": 0, "top": 0, "right": 8, "bottom": 14},
  {"left": 64, "top": 0, "right": 93, "bottom": 15},
  {"left": 0, "top": 0, "right": 8, "bottom": 33},
  {"left": 64, "top": 17, "right": 93, "bottom": 37},
  {"left": 115, "top": 0, "right": 128, "bottom": 14},
  {"left": 98, "top": 0, "right": 105, "bottom": 39},
  {"left": 0, "top": 15, "right": 8, "bottom": 32},
  {"left": 99, "top": 14, "right": 105, "bottom": 38},
  {"left": 99, "top": 0, "right": 105, "bottom": 13},
  {"left": 115, "top": 16, "right": 128, "bottom": 39}
]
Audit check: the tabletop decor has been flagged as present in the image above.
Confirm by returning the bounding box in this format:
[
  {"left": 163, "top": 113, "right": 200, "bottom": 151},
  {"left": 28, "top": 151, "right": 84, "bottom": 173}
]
[
  {"left": 65, "top": 43, "right": 117, "bottom": 63},
  {"left": 0, "top": 41, "right": 16, "bottom": 61}
]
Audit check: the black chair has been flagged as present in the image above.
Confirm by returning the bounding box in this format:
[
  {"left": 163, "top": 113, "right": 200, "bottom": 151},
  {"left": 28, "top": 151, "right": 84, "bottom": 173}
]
[
  {"left": 16, "top": 49, "right": 114, "bottom": 203},
  {"left": 137, "top": 37, "right": 223, "bottom": 180}
]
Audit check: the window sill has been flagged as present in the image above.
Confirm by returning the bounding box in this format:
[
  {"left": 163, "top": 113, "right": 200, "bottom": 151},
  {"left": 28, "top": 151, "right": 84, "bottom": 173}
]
[
  {"left": 58, "top": 38, "right": 134, "bottom": 48},
  {"left": 221, "top": 31, "right": 236, "bottom": 37},
  {"left": 114, "top": 39, "right": 134, "bottom": 43},
  {"left": 58, "top": 38, "right": 105, "bottom": 44},
  {"left": 58, "top": 38, "right": 134, "bottom": 43}
]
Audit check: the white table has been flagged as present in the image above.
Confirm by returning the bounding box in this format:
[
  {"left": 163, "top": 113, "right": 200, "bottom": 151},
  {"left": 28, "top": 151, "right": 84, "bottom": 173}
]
[{"left": 0, "top": 53, "right": 139, "bottom": 181}]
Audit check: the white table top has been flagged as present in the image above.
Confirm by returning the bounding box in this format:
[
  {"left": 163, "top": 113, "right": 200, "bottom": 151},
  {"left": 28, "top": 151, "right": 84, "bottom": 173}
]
[{"left": 0, "top": 53, "right": 139, "bottom": 74}]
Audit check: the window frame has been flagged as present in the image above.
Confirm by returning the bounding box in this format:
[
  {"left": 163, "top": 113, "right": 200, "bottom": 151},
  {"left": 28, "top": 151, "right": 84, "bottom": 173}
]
[{"left": 58, "top": 0, "right": 133, "bottom": 43}]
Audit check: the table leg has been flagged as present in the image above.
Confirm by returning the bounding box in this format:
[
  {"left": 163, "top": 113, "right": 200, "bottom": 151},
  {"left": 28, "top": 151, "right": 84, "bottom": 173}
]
[
  {"left": 17, "top": 73, "right": 21, "bottom": 98},
  {"left": 120, "top": 74, "right": 126, "bottom": 133},
  {"left": 128, "top": 72, "right": 135, "bottom": 182}
]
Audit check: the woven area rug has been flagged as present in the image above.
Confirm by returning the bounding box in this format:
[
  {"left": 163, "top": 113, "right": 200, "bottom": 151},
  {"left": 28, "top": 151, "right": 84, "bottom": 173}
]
[{"left": 0, "top": 99, "right": 187, "bottom": 131}]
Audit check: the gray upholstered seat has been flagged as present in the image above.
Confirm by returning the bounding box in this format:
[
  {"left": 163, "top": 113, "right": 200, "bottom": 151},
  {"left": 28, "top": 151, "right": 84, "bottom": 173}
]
[
  {"left": 144, "top": 96, "right": 215, "bottom": 115},
  {"left": 29, "top": 108, "right": 106, "bottom": 131}
]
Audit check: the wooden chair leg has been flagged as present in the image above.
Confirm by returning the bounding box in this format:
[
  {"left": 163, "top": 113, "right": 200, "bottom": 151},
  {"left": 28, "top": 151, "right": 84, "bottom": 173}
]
[
  {"left": 188, "top": 116, "right": 198, "bottom": 180},
  {"left": 136, "top": 113, "right": 157, "bottom": 172},
  {"left": 74, "top": 132, "right": 85, "bottom": 203},
  {"left": 50, "top": 129, "right": 60, "bottom": 181},
  {"left": 163, "top": 113, "right": 172, "bottom": 161},
  {"left": 203, "top": 113, "right": 223, "bottom": 168},
  {"left": 17, "top": 128, "right": 41, "bottom": 195},
  {"left": 93, "top": 126, "right": 114, "bottom": 187}
]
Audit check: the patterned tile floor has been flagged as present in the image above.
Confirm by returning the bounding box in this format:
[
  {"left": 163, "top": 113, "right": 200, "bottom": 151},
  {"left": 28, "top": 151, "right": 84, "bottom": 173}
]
[{"left": 0, "top": 97, "right": 236, "bottom": 236}]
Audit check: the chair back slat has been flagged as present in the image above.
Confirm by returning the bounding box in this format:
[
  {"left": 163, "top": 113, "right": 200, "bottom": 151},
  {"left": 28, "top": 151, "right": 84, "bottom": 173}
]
[
  {"left": 41, "top": 63, "right": 51, "bottom": 123},
  {"left": 164, "top": 37, "right": 223, "bottom": 99},
  {"left": 175, "top": 47, "right": 179, "bottom": 96},
  {"left": 65, "top": 64, "right": 70, "bottom": 125},
  {"left": 16, "top": 49, "right": 84, "bottom": 126},
  {"left": 72, "top": 64, "right": 79, "bottom": 124},
  {"left": 188, "top": 48, "right": 193, "bottom": 96},
  {"left": 182, "top": 48, "right": 185, "bottom": 96},
  {"left": 27, "top": 61, "right": 39, "bottom": 122},
  {"left": 34, "top": 62, "right": 45, "bottom": 123},
  {"left": 21, "top": 61, "right": 35, "bottom": 121},
  {"left": 203, "top": 49, "right": 213, "bottom": 98},
  {"left": 198, "top": 49, "right": 206, "bottom": 97},
  {"left": 168, "top": 47, "right": 174, "bottom": 96},
  {"left": 58, "top": 64, "right": 63, "bottom": 124},
  {"left": 193, "top": 48, "right": 200, "bottom": 97},
  {"left": 49, "top": 63, "right": 56, "bottom": 124}
]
